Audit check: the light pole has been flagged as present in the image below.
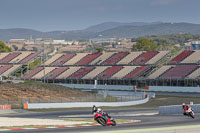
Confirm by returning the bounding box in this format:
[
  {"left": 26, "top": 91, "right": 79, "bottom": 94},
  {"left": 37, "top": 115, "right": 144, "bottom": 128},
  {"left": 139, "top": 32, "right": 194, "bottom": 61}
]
[{"left": 43, "top": 43, "right": 46, "bottom": 83}]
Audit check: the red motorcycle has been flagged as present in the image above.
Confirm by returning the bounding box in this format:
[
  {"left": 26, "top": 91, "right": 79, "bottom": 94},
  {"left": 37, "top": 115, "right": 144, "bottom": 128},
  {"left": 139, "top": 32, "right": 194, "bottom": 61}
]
[{"left": 94, "top": 111, "right": 116, "bottom": 126}]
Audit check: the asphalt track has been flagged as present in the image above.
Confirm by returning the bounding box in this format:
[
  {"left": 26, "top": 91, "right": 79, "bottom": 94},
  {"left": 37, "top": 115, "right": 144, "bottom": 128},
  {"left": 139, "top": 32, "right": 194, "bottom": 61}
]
[{"left": 1, "top": 109, "right": 200, "bottom": 133}]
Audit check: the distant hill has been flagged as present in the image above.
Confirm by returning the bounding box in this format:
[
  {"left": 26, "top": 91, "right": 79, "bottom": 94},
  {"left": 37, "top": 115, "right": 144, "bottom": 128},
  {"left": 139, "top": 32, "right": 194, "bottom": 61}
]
[
  {"left": 99, "top": 23, "right": 200, "bottom": 38},
  {"left": 1, "top": 22, "right": 200, "bottom": 41},
  {"left": 84, "top": 22, "right": 157, "bottom": 32}
]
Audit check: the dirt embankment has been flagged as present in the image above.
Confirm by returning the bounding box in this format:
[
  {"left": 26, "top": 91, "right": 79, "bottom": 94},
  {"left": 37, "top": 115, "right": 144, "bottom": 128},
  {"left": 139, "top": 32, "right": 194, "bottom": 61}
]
[{"left": 0, "top": 82, "right": 92, "bottom": 108}]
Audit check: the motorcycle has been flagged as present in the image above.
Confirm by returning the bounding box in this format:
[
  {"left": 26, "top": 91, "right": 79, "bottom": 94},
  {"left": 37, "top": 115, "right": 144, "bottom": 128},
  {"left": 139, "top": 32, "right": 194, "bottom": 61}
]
[
  {"left": 187, "top": 108, "right": 195, "bottom": 119},
  {"left": 186, "top": 108, "right": 195, "bottom": 119},
  {"left": 94, "top": 111, "right": 116, "bottom": 126}
]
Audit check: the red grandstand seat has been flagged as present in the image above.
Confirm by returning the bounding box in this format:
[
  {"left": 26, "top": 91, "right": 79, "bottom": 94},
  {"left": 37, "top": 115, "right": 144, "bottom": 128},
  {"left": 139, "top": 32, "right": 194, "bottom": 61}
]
[
  {"left": 169, "top": 50, "right": 193, "bottom": 64},
  {"left": 130, "top": 51, "right": 159, "bottom": 65},
  {"left": 0, "top": 52, "right": 21, "bottom": 63},
  {"left": 19, "top": 52, "right": 40, "bottom": 63},
  {"left": 0, "top": 65, "right": 13, "bottom": 75},
  {"left": 101, "top": 52, "right": 129, "bottom": 65},
  {"left": 96, "top": 66, "right": 123, "bottom": 79},
  {"left": 46, "top": 67, "right": 69, "bottom": 79},
  {"left": 68, "top": 66, "right": 95, "bottom": 79},
  {"left": 50, "top": 53, "right": 76, "bottom": 66},
  {"left": 23, "top": 67, "right": 43, "bottom": 79},
  {"left": 124, "top": 66, "right": 149, "bottom": 79},
  {"left": 160, "top": 65, "right": 199, "bottom": 79},
  {"left": 75, "top": 53, "right": 102, "bottom": 65}
]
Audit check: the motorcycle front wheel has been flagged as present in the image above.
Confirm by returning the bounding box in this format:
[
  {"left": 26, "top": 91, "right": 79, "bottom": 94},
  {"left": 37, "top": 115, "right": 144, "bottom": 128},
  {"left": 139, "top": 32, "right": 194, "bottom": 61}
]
[
  {"left": 111, "top": 119, "right": 116, "bottom": 126},
  {"left": 189, "top": 112, "right": 195, "bottom": 119}
]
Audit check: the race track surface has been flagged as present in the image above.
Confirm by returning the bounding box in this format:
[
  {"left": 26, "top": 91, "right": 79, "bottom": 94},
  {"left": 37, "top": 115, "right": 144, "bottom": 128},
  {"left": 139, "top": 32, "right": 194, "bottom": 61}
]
[{"left": 1, "top": 109, "right": 199, "bottom": 133}]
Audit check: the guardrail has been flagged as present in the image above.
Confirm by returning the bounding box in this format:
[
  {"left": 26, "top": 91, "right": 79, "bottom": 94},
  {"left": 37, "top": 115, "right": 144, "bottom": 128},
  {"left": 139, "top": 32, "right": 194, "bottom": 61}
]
[
  {"left": 150, "top": 86, "right": 200, "bottom": 93},
  {"left": 24, "top": 97, "right": 149, "bottom": 109}
]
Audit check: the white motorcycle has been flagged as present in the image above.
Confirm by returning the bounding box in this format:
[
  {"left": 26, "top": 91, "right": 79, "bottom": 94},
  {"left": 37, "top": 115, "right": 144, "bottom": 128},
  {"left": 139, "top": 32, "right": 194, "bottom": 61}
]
[{"left": 185, "top": 108, "right": 195, "bottom": 119}]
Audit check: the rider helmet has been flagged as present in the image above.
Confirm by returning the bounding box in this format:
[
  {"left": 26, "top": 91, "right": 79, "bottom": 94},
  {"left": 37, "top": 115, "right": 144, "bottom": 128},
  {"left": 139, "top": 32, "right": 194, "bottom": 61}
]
[
  {"left": 92, "top": 105, "right": 98, "bottom": 113},
  {"left": 182, "top": 103, "right": 185, "bottom": 108}
]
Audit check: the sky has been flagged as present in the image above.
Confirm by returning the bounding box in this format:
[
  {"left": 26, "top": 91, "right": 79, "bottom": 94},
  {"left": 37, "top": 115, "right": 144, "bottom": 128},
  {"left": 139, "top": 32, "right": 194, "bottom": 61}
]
[{"left": 0, "top": 0, "right": 200, "bottom": 31}]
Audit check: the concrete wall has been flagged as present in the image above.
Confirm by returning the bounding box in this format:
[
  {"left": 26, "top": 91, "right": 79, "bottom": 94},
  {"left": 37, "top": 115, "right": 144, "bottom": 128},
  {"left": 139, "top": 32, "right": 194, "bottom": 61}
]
[
  {"left": 159, "top": 104, "right": 200, "bottom": 115},
  {"left": 150, "top": 86, "right": 200, "bottom": 92},
  {"left": 26, "top": 97, "right": 149, "bottom": 109}
]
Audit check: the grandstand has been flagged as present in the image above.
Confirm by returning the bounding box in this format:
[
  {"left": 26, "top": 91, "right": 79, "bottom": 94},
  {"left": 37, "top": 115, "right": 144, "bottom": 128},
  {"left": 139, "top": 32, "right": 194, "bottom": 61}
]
[
  {"left": 0, "top": 50, "right": 197, "bottom": 87},
  {"left": 0, "top": 52, "right": 40, "bottom": 80}
]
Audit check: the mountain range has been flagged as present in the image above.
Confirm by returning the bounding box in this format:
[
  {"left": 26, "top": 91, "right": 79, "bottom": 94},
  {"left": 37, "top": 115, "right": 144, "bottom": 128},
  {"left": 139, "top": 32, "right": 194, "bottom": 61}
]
[{"left": 1, "top": 22, "right": 200, "bottom": 41}]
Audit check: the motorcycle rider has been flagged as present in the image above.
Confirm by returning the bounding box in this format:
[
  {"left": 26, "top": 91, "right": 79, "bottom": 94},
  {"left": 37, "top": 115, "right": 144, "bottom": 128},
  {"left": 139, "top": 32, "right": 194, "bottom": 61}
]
[
  {"left": 92, "top": 105, "right": 111, "bottom": 119},
  {"left": 182, "top": 103, "right": 192, "bottom": 115}
]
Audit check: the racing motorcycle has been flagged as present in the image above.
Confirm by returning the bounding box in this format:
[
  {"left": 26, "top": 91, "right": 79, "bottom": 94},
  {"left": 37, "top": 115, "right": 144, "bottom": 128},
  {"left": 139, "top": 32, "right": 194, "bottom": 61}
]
[
  {"left": 94, "top": 111, "right": 116, "bottom": 126},
  {"left": 186, "top": 108, "right": 195, "bottom": 119}
]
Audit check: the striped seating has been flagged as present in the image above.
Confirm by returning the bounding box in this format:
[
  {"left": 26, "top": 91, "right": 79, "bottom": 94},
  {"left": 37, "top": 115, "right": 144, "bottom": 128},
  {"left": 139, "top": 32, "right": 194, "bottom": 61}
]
[
  {"left": 187, "top": 67, "right": 200, "bottom": 79},
  {"left": 76, "top": 53, "right": 102, "bottom": 65},
  {"left": 111, "top": 66, "right": 137, "bottom": 79},
  {"left": 96, "top": 66, "right": 123, "bottom": 79},
  {"left": 0, "top": 52, "right": 21, "bottom": 63},
  {"left": 101, "top": 52, "right": 129, "bottom": 65},
  {"left": 131, "top": 51, "right": 159, "bottom": 65},
  {"left": 23, "top": 67, "right": 43, "bottom": 79},
  {"left": 169, "top": 50, "right": 193, "bottom": 64},
  {"left": 19, "top": 52, "right": 40, "bottom": 63},
  {"left": 83, "top": 66, "right": 108, "bottom": 79},
  {"left": 64, "top": 53, "right": 88, "bottom": 65},
  {"left": 160, "top": 65, "right": 199, "bottom": 79},
  {"left": 0, "top": 65, "right": 13, "bottom": 75},
  {"left": 181, "top": 50, "right": 200, "bottom": 64},
  {"left": 50, "top": 53, "right": 76, "bottom": 66},
  {"left": 56, "top": 67, "right": 81, "bottom": 79},
  {"left": 124, "top": 66, "right": 149, "bottom": 79},
  {"left": 46, "top": 67, "right": 69, "bottom": 79},
  {"left": 148, "top": 65, "right": 174, "bottom": 79},
  {"left": 68, "top": 66, "right": 95, "bottom": 79}
]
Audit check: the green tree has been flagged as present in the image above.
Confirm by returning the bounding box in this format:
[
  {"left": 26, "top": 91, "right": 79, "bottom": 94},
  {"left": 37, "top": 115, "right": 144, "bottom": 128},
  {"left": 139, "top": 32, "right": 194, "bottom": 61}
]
[
  {"left": 95, "top": 48, "right": 103, "bottom": 52},
  {"left": 132, "top": 38, "right": 157, "bottom": 51},
  {"left": 29, "top": 59, "right": 42, "bottom": 70},
  {"left": 0, "top": 41, "right": 12, "bottom": 52}
]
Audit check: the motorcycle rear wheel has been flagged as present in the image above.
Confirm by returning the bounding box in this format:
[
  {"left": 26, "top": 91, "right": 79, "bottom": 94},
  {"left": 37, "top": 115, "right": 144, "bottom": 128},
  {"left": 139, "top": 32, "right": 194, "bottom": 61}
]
[
  {"left": 189, "top": 112, "right": 195, "bottom": 119},
  {"left": 97, "top": 117, "right": 107, "bottom": 126}
]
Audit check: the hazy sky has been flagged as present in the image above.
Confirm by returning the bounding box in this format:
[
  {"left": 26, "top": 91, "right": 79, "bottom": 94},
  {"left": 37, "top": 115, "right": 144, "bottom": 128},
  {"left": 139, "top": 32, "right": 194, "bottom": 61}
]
[{"left": 0, "top": 0, "right": 199, "bottom": 31}]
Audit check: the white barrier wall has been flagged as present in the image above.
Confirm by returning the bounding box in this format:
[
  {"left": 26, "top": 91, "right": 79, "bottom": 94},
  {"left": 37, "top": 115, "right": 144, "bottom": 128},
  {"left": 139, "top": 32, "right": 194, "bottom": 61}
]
[
  {"left": 159, "top": 104, "right": 200, "bottom": 115},
  {"left": 150, "top": 86, "right": 200, "bottom": 92},
  {"left": 26, "top": 97, "right": 149, "bottom": 109}
]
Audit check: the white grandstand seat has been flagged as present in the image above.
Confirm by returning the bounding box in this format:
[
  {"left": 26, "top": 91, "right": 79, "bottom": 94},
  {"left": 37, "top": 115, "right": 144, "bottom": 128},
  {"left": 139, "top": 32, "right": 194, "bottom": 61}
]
[
  {"left": 55, "top": 67, "right": 81, "bottom": 79},
  {"left": 187, "top": 67, "right": 200, "bottom": 79},
  {"left": 117, "top": 52, "right": 142, "bottom": 65},
  {"left": 89, "top": 52, "right": 115, "bottom": 65},
  {"left": 0, "top": 53, "right": 9, "bottom": 60},
  {"left": 10, "top": 52, "right": 31, "bottom": 63},
  {"left": 148, "top": 65, "right": 174, "bottom": 79},
  {"left": 45, "top": 54, "right": 63, "bottom": 65},
  {"left": 82, "top": 66, "right": 109, "bottom": 79},
  {"left": 181, "top": 50, "right": 200, "bottom": 64},
  {"left": 1, "top": 65, "right": 22, "bottom": 76},
  {"left": 146, "top": 51, "right": 169, "bottom": 64},
  {"left": 64, "top": 53, "right": 88, "bottom": 65},
  {"left": 32, "top": 67, "right": 56, "bottom": 79},
  {"left": 111, "top": 66, "right": 137, "bottom": 79}
]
